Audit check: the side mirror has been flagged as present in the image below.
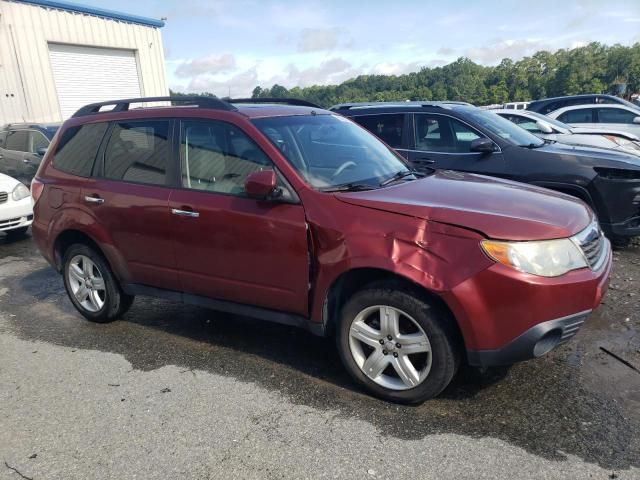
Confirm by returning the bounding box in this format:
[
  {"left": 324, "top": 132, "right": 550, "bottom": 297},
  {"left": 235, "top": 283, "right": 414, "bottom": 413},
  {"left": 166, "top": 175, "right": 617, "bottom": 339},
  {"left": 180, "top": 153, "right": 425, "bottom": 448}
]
[
  {"left": 245, "top": 170, "right": 279, "bottom": 200},
  {"left": 535, "top": 120, "right": 553, "bottom": 134},
  {"left": 36, "top": 147, "right": 47, "bottom": 156},
  {"left": 633, "top": 116, "right": 640, "bottom": 125},
  {"left": 470, "top": 137, "right": 496, "bottom": 154}
]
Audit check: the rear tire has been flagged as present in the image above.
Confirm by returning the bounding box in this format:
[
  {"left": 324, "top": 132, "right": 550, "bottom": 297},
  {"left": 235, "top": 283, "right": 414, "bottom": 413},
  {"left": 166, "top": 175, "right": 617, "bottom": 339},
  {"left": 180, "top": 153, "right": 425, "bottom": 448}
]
[
  {"left": 336, "top": 281, "right": 460, "bottom": 404},
  {"left": 62, "top": 244, "right": 134, "bottom": 323}
]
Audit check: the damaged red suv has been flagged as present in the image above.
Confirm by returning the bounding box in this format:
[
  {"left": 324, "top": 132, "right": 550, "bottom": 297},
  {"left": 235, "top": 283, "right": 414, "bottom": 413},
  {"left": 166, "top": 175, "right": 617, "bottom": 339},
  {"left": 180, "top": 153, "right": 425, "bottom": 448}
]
[{"left": 32, "top": 97, "right": 612, "bottom": 403}]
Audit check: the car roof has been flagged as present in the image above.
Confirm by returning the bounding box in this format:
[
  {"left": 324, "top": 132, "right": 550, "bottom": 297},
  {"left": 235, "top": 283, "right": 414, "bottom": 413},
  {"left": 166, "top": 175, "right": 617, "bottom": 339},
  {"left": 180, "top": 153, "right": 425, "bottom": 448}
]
[
  {"left": 233, "top": 104, "right": 331, "bottom": 119},
  {"left": 1, "top": 122, "right": 61, "bottom": 130},
  {"left": 330, "top": 101, "right": 472, "bottom": 112},
  {"left": 549, "top": 103, "right": 640, "bottom": 116},
  {"left": 68, "top": 96, "right": 331, "bottom": 122}
]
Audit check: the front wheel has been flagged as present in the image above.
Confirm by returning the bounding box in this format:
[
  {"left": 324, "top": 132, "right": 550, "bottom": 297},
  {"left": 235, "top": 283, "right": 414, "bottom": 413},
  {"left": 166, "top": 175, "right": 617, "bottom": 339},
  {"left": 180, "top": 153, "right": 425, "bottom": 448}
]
[
  {"left": 62, "top": 244, "right": 134, "bottom": 323},
  {"left": 336, "top": 282, "right": 460, "bottom": 404}
]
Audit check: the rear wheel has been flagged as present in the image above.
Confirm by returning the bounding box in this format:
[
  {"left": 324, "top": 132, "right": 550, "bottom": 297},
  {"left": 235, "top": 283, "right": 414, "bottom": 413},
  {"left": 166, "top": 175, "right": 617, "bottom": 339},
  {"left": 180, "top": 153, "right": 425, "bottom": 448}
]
[
  {"left": 336, "top": 282, "right": 460, "bottom": 404},
  {"left": 62, "top": 244, "right": 134, "bottom": 323}
]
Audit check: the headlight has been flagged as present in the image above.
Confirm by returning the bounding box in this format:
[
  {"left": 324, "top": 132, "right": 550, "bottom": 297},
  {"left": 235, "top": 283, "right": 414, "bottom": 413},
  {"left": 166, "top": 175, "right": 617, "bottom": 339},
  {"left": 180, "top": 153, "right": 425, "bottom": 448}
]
[
  {"left": 12, "top": 183, "right": 30, "bottom": 201},
  {"left": 481, "top": 238, "right": 587, "bottom": 277}
]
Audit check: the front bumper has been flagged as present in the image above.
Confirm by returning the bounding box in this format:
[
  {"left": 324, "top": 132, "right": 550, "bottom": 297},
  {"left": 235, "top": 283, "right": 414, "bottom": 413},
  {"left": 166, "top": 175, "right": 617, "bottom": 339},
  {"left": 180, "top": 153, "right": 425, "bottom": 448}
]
[
  {"left": 467, "top": 310, "right": 591, "bottom": 367},
  {"left": 441, "top": 239, "right": 612, "bottom": 367},
  {"left": 0, "top": 197, "right": 34, "bottom": 232},
  {"left": 591, "top": 175, "right": 640, "bottom": 238}
]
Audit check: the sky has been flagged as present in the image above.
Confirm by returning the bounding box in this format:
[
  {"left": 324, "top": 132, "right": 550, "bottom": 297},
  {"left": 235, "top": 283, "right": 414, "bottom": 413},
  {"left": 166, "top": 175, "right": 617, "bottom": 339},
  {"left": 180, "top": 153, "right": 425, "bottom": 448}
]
[{"left": 72, "top": 0, "right": 640, "bottom": 97}]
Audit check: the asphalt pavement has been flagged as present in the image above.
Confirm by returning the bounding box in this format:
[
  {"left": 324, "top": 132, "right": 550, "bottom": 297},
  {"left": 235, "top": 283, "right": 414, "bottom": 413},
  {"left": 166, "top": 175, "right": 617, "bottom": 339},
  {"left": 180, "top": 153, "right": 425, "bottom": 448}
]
[{"left": 1, "top": 233, "right": 639, "bottom": 479}]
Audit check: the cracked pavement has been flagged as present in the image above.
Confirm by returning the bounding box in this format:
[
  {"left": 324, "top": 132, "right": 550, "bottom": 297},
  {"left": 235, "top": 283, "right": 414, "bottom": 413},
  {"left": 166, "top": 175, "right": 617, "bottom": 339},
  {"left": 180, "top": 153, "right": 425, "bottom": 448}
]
[{"left": 1, "top": 233, "right": 639, "bottom": 479}]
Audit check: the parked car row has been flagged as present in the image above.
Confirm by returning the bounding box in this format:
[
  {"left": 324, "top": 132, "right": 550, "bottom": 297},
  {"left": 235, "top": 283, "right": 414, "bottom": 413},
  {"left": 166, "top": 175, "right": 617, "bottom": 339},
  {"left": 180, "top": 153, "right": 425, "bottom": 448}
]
[
  {"left": 28, "top": 96, "right": 612, "bottom": 404},
  {"left": 330, "top": 101, "right": 640, "bottom": 246}
]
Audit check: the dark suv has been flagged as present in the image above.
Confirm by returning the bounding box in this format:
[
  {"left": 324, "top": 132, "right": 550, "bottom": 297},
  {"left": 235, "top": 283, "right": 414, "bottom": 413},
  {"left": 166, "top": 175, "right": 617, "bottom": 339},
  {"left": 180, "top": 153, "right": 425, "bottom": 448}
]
[
  {"left": 32, "top": 97, "right": 611, "bottom": 403},
  {"left": 330, "top": 102, "right": 640, "bottom": 246},
  {"left": 0, "top": 123, "right": 59, "bottom": 184}
]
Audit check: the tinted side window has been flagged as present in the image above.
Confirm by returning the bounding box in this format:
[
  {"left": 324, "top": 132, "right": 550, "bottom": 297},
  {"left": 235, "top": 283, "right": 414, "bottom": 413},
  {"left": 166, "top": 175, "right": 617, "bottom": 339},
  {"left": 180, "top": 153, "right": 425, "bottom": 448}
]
[
  {"left": 5, "top": 130, "right": 28, "bottom": 151},
  {"left": 181, "top": 120, "right": 272, "bottom": 196},
  {"left": 414, "top": 115, "right": 483, "bottom": 153},
  {"left": 596, "top": 108, "right": 637, "bottom": 124},
  {"left": 558, "top": 108, "right": 594, "bottom": 124},
  {"left": 0, "top": 130, "right": 6, "bottom": 148},
  {"left": 53, "top": 123, "right": 108, "bottom": 177},
  {"left": 29, "top": 131, "right": 49, "bottom": 153},
  {"left": 104, "top": 121, "right": 170, "bottom": 186},
  {"left": 352, "top": 114, "right": 405, "bottom": 148}
]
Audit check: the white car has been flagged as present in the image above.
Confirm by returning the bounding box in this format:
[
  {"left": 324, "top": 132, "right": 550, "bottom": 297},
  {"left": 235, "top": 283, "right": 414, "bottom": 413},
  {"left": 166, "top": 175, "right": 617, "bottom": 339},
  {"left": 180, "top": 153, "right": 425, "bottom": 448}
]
[
  {"left": 548, "top": 104, "right": 640, "bottom": 137},
  {"left": 0, "top": 172, "right": 33, "bottom": 237},
  {"left": 495, "top": 109, "right": 640, "bottom": 157}
]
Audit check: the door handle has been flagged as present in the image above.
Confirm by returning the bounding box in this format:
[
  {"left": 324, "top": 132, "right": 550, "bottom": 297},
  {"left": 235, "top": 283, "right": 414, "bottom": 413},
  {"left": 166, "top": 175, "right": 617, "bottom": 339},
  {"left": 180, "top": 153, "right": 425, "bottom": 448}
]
[
  {"left": 22, "top": 158, "right": 31, "bottom": 164},
  {"left": 171, "top": 208, "right": 199, "bottom": 218},
  {"left": 84, "top": 195, "right": 105, "bottom": 205}
]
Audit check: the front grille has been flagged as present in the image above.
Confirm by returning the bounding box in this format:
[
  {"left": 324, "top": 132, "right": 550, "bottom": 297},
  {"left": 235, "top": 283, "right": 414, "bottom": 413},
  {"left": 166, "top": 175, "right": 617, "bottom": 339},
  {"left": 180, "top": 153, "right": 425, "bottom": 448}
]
[
  {"left": 572, "top": 220, "right": 608, "bottom": 271},
  {"left": 0, "top": 192, "right": 7, "bottom": 204},
  {"left": 0, "top": 217, "right": 23, "bottom": 230}
]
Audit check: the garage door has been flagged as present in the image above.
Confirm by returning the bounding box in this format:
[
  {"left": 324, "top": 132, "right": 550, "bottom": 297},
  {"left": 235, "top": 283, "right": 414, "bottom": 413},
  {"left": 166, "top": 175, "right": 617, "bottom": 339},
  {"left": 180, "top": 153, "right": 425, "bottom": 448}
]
[{"left": 49, "top": 44, "right": 142, "bottom": 119}]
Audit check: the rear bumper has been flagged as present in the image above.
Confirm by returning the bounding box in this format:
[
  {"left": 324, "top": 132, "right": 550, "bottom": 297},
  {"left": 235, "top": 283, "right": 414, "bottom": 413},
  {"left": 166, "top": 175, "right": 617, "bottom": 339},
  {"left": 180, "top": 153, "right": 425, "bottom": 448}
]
[{"left": 467, "top": 310, "right": 590, "bottom": 367}]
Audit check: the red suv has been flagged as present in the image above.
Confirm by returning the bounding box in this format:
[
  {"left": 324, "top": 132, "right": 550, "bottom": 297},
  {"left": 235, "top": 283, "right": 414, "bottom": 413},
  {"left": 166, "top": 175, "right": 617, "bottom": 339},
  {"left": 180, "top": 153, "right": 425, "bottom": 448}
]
[{"left": 32, "top": 96, "right": 612, "bottom": 403}]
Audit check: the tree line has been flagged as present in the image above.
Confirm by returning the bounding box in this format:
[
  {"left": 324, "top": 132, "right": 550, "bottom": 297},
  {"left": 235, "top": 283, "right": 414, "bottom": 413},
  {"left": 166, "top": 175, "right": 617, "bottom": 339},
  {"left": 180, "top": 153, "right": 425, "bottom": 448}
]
[{"left": 172, "top": 42, "right": 640, "bottom": 108}]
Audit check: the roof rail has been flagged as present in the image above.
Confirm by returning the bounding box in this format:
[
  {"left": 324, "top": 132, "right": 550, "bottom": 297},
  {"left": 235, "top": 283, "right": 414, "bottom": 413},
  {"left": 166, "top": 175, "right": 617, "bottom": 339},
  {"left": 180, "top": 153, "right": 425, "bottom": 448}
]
[
  {"left": 72, "top": 96, "right": 237, "bottom": 118},
  {"left": 330, "top": 101, "right": 472, "bottom": 110},
  {"left": 228, "top": 98, "right": 322, "bottom": 109}
]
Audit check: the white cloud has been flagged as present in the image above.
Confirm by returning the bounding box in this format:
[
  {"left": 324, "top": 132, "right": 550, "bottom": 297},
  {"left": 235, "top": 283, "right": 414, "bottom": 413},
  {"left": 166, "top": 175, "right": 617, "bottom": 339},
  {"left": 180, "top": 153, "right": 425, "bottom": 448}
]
[
  {"left": 466, "top": 39, "right": 548, "bottom": 64},
  {"left": 297, "top": 27, "right": 343, "bottom": 52},
  {"left": 175, "top": 54, "right": 237, "bottom": 78}
]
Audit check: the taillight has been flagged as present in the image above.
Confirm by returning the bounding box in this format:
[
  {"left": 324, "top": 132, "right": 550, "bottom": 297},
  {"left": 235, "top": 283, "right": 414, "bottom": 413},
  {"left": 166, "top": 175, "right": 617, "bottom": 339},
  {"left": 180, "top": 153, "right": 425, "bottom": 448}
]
[{"left": 31, "top": 179, "right": 44, "bottom": 204}]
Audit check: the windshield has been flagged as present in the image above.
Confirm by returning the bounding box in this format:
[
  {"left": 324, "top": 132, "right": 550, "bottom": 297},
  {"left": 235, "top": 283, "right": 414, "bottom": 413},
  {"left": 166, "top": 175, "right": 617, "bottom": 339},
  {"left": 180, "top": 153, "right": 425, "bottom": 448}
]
[
  {"left": 465, "top": 108, "right": 545, "bottom": 147},
  {"left": 526, "top": 111, "right": 572, "bottom": 132},
  {"left": 252, "top": 114, "right": 410, "bottom": 189}
]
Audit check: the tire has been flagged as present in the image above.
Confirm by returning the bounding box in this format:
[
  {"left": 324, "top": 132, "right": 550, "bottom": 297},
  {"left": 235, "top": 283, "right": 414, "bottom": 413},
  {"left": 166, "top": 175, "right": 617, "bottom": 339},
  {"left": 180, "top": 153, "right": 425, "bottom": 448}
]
[
  {"left": 62, "top": 243, "right": 134, "bottom": 323},
  {"left": 611, "top": 236, "right": 631, "bottom": 249},
  {"left": 336, "top": 281, "right": 461, "bottom": 404},
  {"left": 5, "top": 226, "right": 29, "bottom": 238}
]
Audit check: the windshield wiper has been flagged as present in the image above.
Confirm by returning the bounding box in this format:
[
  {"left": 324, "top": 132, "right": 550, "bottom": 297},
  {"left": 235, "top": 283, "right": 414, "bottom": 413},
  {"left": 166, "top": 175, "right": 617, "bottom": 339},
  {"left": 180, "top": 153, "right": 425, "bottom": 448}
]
[
  {"left": 319, "top": 183, "right": 376, "bottom": 192},
  {"left": 519, "top": 142, "right": 545, "bottom": 149},
  {"left": 379, "top": 169, "right": 425, "bottom": 187}
]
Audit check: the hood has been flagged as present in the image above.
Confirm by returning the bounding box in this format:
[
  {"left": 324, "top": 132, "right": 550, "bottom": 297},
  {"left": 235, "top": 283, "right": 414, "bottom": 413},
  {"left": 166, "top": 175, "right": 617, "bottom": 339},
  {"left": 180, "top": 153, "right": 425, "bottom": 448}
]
[
  {"left": 0, "top": 173, "right": 20, "bottom": 191},
  {"left": 570, "top": 126, "right": 640, "bottom": 141},
  {"left": 535, "top": 142, "right": 640, "bottom": 168},
  {"left": 336, "top": 171, "right": 593, "bottom": 241}
]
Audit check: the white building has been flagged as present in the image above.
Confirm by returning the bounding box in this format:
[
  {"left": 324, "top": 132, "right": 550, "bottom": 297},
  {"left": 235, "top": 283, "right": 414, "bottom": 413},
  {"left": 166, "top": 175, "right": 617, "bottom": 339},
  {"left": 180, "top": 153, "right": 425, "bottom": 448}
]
[{"left": 0, "top": 0, "right": 169, "bottom": 124}]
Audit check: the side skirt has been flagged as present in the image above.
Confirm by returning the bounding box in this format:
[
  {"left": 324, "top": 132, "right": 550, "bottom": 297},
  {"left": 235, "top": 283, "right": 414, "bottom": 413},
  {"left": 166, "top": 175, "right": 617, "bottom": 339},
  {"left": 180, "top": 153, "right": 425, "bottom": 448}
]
[{"left": 122, "top": 283, "right": 326, "bottom": 337}]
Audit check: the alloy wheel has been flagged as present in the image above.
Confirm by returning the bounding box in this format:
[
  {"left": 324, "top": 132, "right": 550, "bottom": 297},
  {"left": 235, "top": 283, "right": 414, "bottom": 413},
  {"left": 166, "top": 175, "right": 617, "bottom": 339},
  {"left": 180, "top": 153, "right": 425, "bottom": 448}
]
[
  {"left": 67, "top": 255, "right": 106, "bottom": 313},
  {"left": 348, "top": 305, "right": 432, "bottom": 391}
]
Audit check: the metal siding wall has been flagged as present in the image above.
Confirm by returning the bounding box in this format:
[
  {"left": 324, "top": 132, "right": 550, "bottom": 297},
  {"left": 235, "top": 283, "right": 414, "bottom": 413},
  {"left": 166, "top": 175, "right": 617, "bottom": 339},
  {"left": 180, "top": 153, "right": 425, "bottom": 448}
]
[{"left": 0, "top": 0, "right": 169, "bottom": 123}]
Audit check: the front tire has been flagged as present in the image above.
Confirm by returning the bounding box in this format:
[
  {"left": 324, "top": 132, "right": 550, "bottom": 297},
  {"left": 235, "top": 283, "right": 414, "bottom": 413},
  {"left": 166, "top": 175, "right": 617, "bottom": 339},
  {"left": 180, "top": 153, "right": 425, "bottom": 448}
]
[
  {"left": 336, "top": 282, "right": 460, "bottom": 404},
  {"left": 62, "top": 244, "right": 134, "bottom": 323}
]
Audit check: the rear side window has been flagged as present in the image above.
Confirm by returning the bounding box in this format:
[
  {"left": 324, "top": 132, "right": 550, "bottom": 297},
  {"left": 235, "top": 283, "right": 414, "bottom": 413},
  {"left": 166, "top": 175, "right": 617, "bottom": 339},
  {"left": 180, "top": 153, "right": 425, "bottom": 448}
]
[
  {"left": 5, "top": 130, "right": 28, "bottom": 151},
  {"left": 351, "top": 114, "right": 405, "bottom": 148},
  {"left": 558, "top": 108, "right": 594, "bottom": 124},
  {"left": 53, "top": 123, "right": 108, "bottom": 177},
  {"left": 596, "top": 108, "right": 637, "bottom": 124},
  {"left": 103, "top": 121, "right": 170, "bottom": 186}
]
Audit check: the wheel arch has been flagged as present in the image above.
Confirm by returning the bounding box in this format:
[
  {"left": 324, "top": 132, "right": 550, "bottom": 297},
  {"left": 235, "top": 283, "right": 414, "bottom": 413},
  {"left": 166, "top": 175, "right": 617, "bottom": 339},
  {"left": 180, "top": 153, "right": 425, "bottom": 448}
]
[{"left": 321, "top": 267, "right": 464, "bottom": 348}]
